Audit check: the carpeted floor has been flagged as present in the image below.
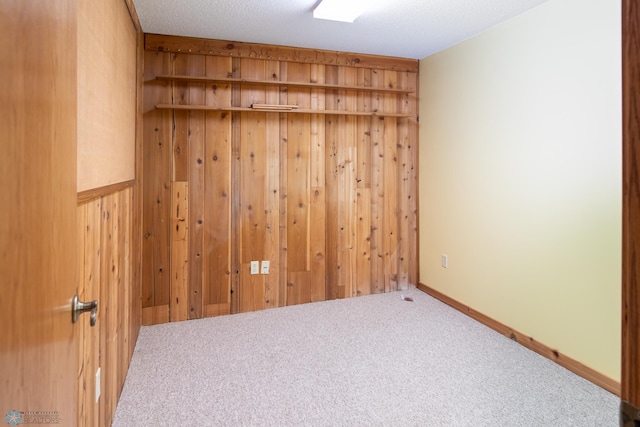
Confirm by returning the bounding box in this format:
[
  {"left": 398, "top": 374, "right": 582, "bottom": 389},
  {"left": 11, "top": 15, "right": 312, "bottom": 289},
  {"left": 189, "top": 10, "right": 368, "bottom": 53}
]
[{"left": 113, "top": 288, "right": 618, "bottom": 426}]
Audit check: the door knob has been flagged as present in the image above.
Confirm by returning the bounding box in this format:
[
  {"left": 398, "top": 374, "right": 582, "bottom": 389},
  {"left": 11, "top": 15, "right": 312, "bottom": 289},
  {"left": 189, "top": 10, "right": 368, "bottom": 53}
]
[{"left": 72, "top": 294, "right": 98, "bottom": 327}]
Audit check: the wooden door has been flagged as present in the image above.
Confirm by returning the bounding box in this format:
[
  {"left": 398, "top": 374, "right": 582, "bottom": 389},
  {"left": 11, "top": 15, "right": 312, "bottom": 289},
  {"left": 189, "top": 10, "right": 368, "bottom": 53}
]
[{"left": 0, "top": 1, "right": 80, "bottom": 425}]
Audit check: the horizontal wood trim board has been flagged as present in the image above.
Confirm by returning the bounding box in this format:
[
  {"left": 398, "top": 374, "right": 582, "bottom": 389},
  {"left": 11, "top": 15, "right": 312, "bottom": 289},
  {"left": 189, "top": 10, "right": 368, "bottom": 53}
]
[
  {"left": 77, "top": 180, "right": 135, "bottom": 205},
  {"left": 416, "top": 282, "right": 621, "bottom": 396},
  {"left": 155, "top": 104, "right": 413, "bottom": 118},
  {"left": 144, "top": 33, "right": 419, "bottom": 73},
  {"left": 154, "top": 75, "right": 415, "bottom": 94}
]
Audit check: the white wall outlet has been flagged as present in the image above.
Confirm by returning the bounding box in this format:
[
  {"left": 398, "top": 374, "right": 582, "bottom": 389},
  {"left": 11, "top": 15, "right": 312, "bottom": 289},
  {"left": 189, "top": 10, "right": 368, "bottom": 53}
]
[
  {"left": 95, "top": 367, "right": 101, "bottom": 403},
  {"left": 261, "top": 260, "right": 270, "bottom": 274},
  {"left": 250, "top": 261, "right": 259, "bottom": 275},
  {"left": 441, "top": 254, "right": 448, "bottom": 268}
]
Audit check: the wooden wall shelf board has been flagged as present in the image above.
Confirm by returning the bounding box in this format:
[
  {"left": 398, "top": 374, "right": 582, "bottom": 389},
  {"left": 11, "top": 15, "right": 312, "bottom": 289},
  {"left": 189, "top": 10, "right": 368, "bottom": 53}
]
[
  {"left": 154, "top": 74, "right": 415, "bottom": 94},
  {"left": 155, "top": 103, "right": 413, "bottom": 118}
]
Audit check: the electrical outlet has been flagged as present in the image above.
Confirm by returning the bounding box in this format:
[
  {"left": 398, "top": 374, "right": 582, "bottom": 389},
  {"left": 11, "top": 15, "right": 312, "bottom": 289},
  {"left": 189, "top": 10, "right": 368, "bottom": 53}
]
[
  {"left": 95, "top": 367, "right": 101, "bottom": 403},
  {"left": 250, "top": 261, "right": 259, "bottom": 275},
  {"left": 261, "top": 260, "right": 270, "bottom": 274},
  {"left": 441, "top": 254, "right": 448, "bottom": 268}
]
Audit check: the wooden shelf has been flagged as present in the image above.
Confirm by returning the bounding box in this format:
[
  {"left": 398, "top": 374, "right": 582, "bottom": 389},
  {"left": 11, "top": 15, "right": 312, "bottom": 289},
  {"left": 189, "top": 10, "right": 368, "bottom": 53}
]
[
  {"left": 155, "top": 74, "right": 414, "bottom": 94},
  {"left": 155, "top": 104, "right": 413, "bottom": 118}
]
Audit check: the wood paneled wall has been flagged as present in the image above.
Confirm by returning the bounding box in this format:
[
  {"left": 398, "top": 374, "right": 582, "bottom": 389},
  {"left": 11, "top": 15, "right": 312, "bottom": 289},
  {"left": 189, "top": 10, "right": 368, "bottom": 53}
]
[
  {"left": 142, "top": 35, "right": 419, "bottom": 323},
  {"left": 75, "top": 1, "right": 143, "bottom": 426},
  {"left": 77, "top": 186, "right": 140, "bottom": 427}
]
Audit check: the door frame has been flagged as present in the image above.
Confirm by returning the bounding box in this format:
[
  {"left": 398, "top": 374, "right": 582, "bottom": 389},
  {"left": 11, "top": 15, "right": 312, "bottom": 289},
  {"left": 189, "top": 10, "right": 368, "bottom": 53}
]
[{"left": 622, "top": 0, "right": 640, "bottom": 423}]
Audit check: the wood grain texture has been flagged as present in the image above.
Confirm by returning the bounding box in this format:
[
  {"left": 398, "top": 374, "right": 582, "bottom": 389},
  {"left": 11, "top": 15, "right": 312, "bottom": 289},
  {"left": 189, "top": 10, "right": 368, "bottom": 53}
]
[
  {"left": 287, "top": 62, "right": 312, "bottom": 276},
  {"left": 78, "top": 188, "right": 141, "bottom": 425},
  {"left": 170, "top": 182, "right": 189, "bottom": 322},
  {"left": 369, "top": 70, "right": 386, "bottom": 295},
  {"left": 75, "top": 2, "right": 143, "bottom": 426},
  {"left": 623, "top": 0, "right": 640, "bottom": 406},
  {"left": 142, "top": 50, "right": 172, "bottom": 312},
  {"left": 203, "top": 58, "right": 233, "bottom": 317},
  {"left": 155, "top": 74, "right": 415, "bottom": 93},
  {"left": 145, "top": 33, "right": 419, "bottom": 72},
  {"left": 2, "top": 3, "right": 79, "bottom": 425},
  {"left": 77, "top": 187, "right": 137, "bottom": 427},
  {"left": 142, "top": 305, "right": 169, "bottom": 325},
  {"left": 417, "top": 283, "right": 621, "bottom": 396},
  {"left": 188, "top": 54, "right": 206, "bottom": 319},
  {"left": 155, "top": 103, "right": 412, "bottom": 117},
  {"left": 78, "top": 199, "right": 101, "bottom": 425},
  {"left": 172, "top": 54, "right": 190, "bottom": 181},
  {"left": 142, "top": 36, "right": 418, "bottom": 320},
  {"left": 77, "top": 180, "right": 135, "bottom": 204}
]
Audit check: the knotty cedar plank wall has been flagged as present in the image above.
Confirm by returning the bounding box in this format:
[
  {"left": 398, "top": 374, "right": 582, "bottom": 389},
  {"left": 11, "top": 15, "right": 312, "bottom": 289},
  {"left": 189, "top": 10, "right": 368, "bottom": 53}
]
[
  {"left": 142, "top": 34, "right": 418, "bottom": 323},
  {"left": 77, "top": 188, "right": 137, "bottom": 427}
]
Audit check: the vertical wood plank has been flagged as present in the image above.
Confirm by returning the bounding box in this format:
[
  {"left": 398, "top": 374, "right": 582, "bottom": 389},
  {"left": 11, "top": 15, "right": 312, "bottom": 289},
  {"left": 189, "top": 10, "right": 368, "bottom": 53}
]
[
  {"left": 230, "top": 107, "right": 241, "bottom": 315},
  {"left": 76, "top": 204, "right": 88, "bottom": 427},
  {"left": 357, "top": 68, "right": 373, "bottom": 189},
  {"left": 188, "top": 54, "right": 206, "bottom": 319},
  {"left": 170, "top": 182, "right": 189, "bottom": 321},
  {"left": 264, "top": 60, "right": 282, "bottom": 309},
  {"left": 87, "top": 199, "right": 101, "bottom": 427},
  {"left": 142, "top": 50, "right": 172, "bottom": 310},
  {"left": 369, "top": 69, "right": 386, "bottom": 294},
  {"left": 356, "top": 68, "right": 373, "bottom": 297},
  {"left": 279, "top": 62, "right": 290, "bottom": 308},
  {"left": 337, "top": 67, "right": 358, "bottom": 298},
  {"left": 238, "top": 59, "right": 268, "bottom": 312},
  {"left": 287, "top": 62, "right": 312, "bottom": 277},
  {"left": 239, "top": 110, "right": 267, "bottom": 312},
  {"left": 397, "top": 71, "right": 418, "bottom": 289},
  {"left": 117, "top": 189, "right": 131, "bottom": 395},
  {"left": 239, "top": 111, "right": 267, "bottom": 255},
  {"left": 356, "top": 188, "right": 372, "bottom": 296},
  {"left": 309, "top": 64, "right": 327, "bottom": 303},
  {"left": 264, "top": 209, "right": 280, "bottom": 308},
  {"left": 101, "top": 193, "right": 120, "bottom": 427},
  {"left": 229, "top": 57, "right": 242, "bottom": 315},
  {"left": 172, "top": 53, "right": 190, "bottom": 182},
  {"left": 324, "top": 65, "right": 340, "bottom": 300},
  {"left": 383, "top": 70, "right": 399, "bottom": 293},
  {"left": 204, "top": 55, "right": 233, "bottom": 317},
  {"left": 265, "top": 61, "right": 281, "bottom": 213},
  {"left": 310, "top": 64, "right": 326, "bottom": 189},
  {"left": 310, "top": 186, "right": 327, "bottom": 302}
]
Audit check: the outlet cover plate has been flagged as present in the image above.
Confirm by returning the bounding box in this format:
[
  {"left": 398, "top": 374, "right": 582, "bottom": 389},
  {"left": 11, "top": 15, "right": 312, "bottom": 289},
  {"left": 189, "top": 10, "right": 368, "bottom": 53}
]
[
  {"left": 250, "top": 261, "right": 259, "bottom": 275},
  {"left": 261, "top": 260, "right": 270, "bottom": 274}
]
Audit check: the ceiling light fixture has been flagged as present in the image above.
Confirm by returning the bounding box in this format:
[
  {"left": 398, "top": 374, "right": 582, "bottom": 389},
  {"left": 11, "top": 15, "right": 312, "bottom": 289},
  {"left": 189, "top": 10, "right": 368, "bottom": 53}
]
[{"left": 313, "top": 0, "right": 367, "bottom": 23}]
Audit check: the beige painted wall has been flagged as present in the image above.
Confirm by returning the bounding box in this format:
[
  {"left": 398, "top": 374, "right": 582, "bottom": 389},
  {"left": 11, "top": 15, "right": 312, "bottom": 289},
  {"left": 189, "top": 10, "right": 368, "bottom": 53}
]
[{"left": 419, "top": 0, "right": 621, "bottom": 381}]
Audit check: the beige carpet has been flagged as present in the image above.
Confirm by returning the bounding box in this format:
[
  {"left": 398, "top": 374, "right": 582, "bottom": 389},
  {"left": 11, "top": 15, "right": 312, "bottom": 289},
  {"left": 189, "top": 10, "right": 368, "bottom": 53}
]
[{"left": 113, "top": 288, "right": 618, "bottom": 426}]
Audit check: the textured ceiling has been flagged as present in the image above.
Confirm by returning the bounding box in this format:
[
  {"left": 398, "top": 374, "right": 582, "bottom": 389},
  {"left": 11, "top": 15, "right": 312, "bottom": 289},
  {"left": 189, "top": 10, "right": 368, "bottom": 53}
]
[{"left": 132, "top": 0, "right": 550, "bottom": 59}]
